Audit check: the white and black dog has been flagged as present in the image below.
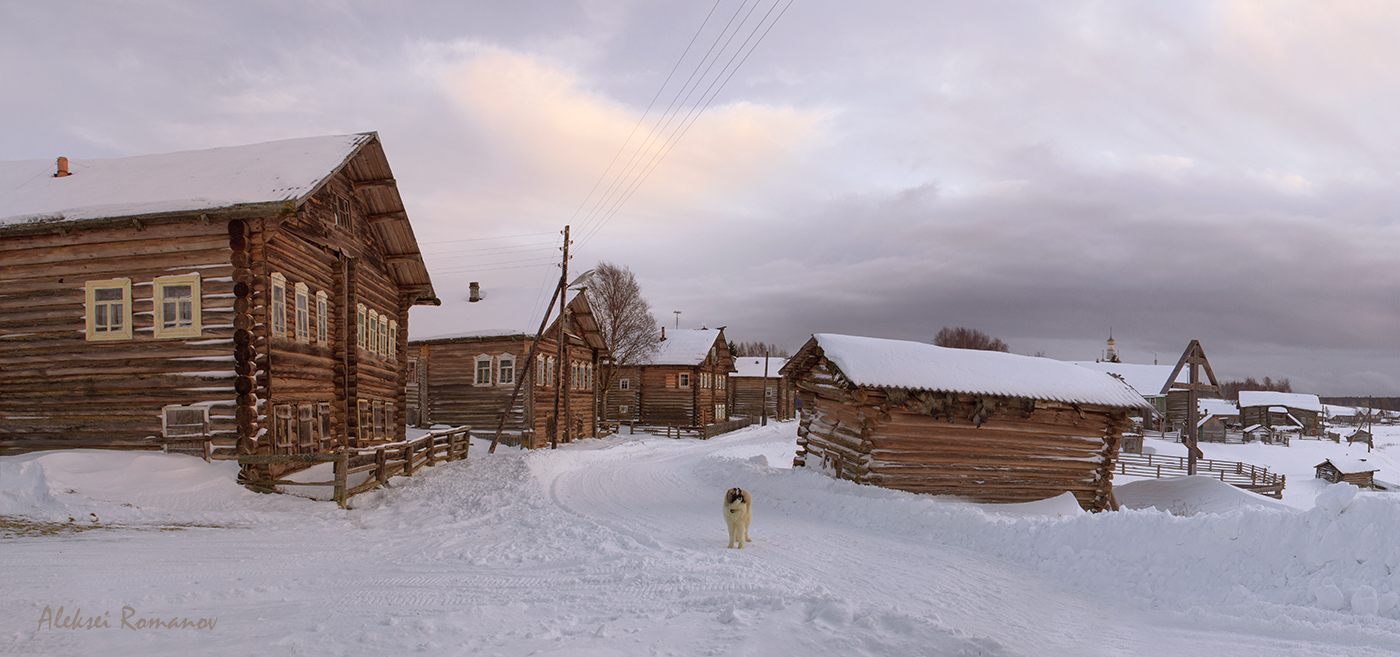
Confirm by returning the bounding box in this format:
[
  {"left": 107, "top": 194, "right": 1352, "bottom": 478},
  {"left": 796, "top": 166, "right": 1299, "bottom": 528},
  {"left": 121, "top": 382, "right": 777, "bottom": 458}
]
[{"left": 723, "top": 487, "right": 752, "bottom": 549}]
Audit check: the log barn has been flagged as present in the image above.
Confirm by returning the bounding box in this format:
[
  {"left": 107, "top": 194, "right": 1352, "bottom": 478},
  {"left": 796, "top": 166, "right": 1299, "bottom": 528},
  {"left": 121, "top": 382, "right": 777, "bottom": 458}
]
[
  {"left": 1238, "top": 391, "right": 1322, "bottom": 437},
  {"left": 610, "top": 328, "right": 734, "bottom": 430},
  {"left": 729, "top": 355, "right": 794, "bottom": 421},
  {"left": 1071, "top": 359, "right": 1193, "bottom": 431},
  {"left": 408, "top": 283, "right": 606, "bottom": 449},
  {"left": 783, "top": 334, "right": 1153, "bottom": 511},
  {"left": 1314, "top": 457, "right": 1379, "bottom": 489},
  {"left": 0, "top": 134, "right": 436, "bottom": 466}
]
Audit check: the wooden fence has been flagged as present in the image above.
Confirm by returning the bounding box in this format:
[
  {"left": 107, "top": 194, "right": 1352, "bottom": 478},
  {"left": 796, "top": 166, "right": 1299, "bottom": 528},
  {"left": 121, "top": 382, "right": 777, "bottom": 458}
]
[
  {"left": 1116, "top": 452, "right": 1285, "bottom": 498},
  {"left": 646, "top": 416, "right": 757, "bottom": 439},
  {"left": 226, "top": 426, "right": 471, "bottom": 508}
]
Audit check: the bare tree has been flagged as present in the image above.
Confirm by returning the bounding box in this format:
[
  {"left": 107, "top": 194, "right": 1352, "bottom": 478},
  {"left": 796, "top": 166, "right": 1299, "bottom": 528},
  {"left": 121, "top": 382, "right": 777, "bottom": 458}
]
[
  {"left": 732, "top": 341, "right": 789, "bottom": 358},
  {"left": 588, "top": 262, "right": 660, "bottom": 428},
  {"left": 933, "top": 326, "right": 1010, "bottom": 352}
]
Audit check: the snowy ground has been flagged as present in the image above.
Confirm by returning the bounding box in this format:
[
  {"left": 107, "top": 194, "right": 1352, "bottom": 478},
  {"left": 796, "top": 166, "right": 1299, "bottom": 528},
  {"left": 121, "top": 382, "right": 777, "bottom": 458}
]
[{"left": 3, "top": 421, "right": 1400, "bottom": 656}]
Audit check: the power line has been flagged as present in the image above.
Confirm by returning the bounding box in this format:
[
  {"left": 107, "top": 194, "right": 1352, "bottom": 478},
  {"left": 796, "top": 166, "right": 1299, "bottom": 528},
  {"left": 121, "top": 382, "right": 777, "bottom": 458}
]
[{"left": 578, "top": 0, "right": 796, "bottom": 250}]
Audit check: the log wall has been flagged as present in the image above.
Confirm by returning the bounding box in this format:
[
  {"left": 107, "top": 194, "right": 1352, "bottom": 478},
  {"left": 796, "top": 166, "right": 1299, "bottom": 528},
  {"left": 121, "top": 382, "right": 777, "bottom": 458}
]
[
  {"left": 414, "top": 314, "right": 600, "bottom": 449},
  {"left": 0, "top": 215, "right": 236, "bottom": 450},
  {"left": 792, "top": 358, "right": 1130, "bottom": 512}
]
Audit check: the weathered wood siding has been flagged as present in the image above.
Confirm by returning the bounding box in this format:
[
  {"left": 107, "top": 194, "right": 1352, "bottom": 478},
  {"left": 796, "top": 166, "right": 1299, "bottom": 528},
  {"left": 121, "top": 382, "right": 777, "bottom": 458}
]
[
  {"left": 0, "top": 215, "right": 236, "bottom": 451},
  {"left": 1240, "top": 405, "right": 1319, "bottom": 437},
  {"left": 792, "top": 358, "right": 1129, "bottom": 512},
  {"left": 414, "top": 315, "right": 600, "bottom": 449},
  {"left": 730, "top": 376, "right": 793, "bottom": 421}
]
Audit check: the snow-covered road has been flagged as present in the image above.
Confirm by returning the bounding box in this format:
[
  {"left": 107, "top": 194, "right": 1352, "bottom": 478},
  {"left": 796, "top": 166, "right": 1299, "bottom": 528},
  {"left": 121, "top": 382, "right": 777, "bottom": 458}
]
[{"left": 4, "top": 421, "right": 1400, "bottom": 656}]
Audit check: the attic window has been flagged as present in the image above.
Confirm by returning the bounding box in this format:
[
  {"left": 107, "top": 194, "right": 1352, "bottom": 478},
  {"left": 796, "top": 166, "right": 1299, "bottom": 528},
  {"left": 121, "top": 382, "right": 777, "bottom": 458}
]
[{"left": 334, "top": 194, "right": 351, "bottom": 227}]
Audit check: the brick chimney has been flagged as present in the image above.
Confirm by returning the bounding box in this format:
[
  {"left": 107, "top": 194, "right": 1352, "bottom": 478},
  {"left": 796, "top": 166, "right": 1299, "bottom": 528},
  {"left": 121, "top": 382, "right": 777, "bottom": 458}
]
[
  {"left": 54, "top": 157, "right": 71, "bottom": 178},
  {"left": 660, "top": 326, "right": 666, "bottom": 341},
  {"left": 469, "top": 282, "right": 480, "bottom": 302}
]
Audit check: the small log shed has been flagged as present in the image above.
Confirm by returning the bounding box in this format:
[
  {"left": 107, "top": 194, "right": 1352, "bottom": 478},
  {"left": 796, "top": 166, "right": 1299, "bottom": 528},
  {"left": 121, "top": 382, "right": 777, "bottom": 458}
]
[
  {"left": 729, "top": 355, "right": 795, "bottom": 421},
  {"left": 1238, "top": 391, "right": 1322, "bottom": 438},
  {"left": 782, "top": 334, "right": 1154, "bottom": 512},
  {"left": 1315, "top": 458, "right": 1380, "bottom": 489}
]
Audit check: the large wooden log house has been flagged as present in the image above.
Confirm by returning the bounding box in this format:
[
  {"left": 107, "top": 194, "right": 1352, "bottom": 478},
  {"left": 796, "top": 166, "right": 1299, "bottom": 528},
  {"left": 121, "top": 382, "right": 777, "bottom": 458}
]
[
  {"left": 609, "top": 328, "right": 734, "bottom": 430},
  {"left": 409, "top": 283, "right": 606, "bottom": 449},
  {"left": 782, "top": 334, "right": 1153, "bottom": 511},
  {"left": 0, "top": 134, "right": 437, "bottom": 463}
]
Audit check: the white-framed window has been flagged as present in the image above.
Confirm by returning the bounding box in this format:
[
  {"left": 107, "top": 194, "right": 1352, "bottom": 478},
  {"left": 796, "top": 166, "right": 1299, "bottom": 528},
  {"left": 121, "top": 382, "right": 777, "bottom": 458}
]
[
  {"left": 356, "top": 303, "right": 367, "bottom": 351},
  {"left": 715, "top": 403, "right": 726, "bottom": 420},
  {"left": 407, "top": 357, "right": 418, "bottom": 383},
  {"left": 547, "top": 356, "right": 556, "bottom": 387},
  {"left": 536, "top": 355, "right": 546, "bottom": 387},
  {"left": 372, "top": 400, "right": 385, "bottom": 441},
  {"left": 152, "top": 274, "right": 201, "bottom": 340},
  {"left": 270, "top": 273, "right": 287, "bottom": 339},
  {"left": 388, "top": 320, "right": 398, "bottom": 360},
  {"left": 718, "top": 375, "right": 725, "bottom": 390},
  {"left": 475, "top": 354, "right": 493, "bottom": 386},
  {"left": 385, "top": 402, "right": 395, "bottom": 438},
  {"left": 294, "top": 283, "right": 309, "bottom": 343},
  {"left": 499, "top": 353, "right": 515, "bottom": 385},
  {"left": 315, "top": 291, "right": 328, "bottom": 345},
  {"left": 85, "top": 278, "right": 133, "bottom": 341},
  {"left": 585, "top": 363, "right": 592, "bottom": 389},
  {"left": 619, "top": 404, "right": 630, "bottom": 416},
  {"left": 379, "top": 314, "right": 389, "bottom": 359},
  {"left": 161, "top": 404, "right": 208, "bottom": 438},
  {"left": 368, "top": 310, "right": 379, "bottom": 356},
  {"left": 619, "top": 378, "right": 630, "bottom": 391},
  {"left": 571, "top": 361, "right": 579, "bottom": 389},
  {"left": 678, "top": 372, "right": 690, "bottom": 388}
]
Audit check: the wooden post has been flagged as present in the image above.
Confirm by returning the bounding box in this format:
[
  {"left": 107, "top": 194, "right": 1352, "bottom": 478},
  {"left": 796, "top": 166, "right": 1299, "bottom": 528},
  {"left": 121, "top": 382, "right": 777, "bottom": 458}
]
[
  {"left": 490, "top": 277, "right": 565, "bottom": 454},
  {"left": 334, "top": 451, "right": 349, "bottom": 509},
  {"left": 553, "top": 226, "right": 570, "bottom": 449},
  {"left": 761, "top": 351, "right": 770, "bottom": 427}
]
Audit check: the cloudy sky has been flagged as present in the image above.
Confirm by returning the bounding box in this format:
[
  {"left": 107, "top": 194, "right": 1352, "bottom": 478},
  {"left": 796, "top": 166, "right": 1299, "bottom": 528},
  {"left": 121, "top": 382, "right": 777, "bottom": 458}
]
[{"left": 5, "top": 1, "right": 1400, "bottom": 395}]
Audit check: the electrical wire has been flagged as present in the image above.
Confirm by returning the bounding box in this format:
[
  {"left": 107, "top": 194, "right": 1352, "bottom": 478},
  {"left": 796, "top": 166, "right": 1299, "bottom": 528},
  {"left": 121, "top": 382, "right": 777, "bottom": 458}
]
[{"left": 577, "top": 0, "right": 796, "bottom": 250}]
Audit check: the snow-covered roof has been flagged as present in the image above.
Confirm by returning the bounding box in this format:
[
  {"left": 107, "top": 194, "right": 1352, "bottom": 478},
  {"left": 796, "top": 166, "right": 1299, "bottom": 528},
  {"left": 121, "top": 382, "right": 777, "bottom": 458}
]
[
  {"left": 1198, "top": 398, "right": 1239, "bottom": 417},
  {"left": 641, "top": 329, "right": 724, "bottom": 367},
  {"left": 410, "top": 284, "right": 557, "bottom": 342},
  {"left": 1, "top": 134, "right": 372, "bottom": 225},
  {"left": 732, "top": 356, "right": 787, "bottom": 378},
  {"left": 1068, "top": 361, "right": 1187, "bottom": 398},
  {"left": 1237, "top": 391, "right": 1321, "bottom": 413},
  {"left": 1317, "top": 458, "right": 1377, "bottom": 474},
  {"left": 808, "top": 334, "right": 1151, "bottom": 409}
]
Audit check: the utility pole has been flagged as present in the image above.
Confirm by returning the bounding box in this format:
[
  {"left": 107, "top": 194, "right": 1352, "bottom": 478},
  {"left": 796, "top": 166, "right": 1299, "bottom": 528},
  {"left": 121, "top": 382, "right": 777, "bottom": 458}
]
[
  {"left": 761, "top": 349, "right": 770, "bottom": 427},
  {"left": 673, "top": 311, "right": 681, "bottom": 330},
  {"left": 552, "top": 225, "right": 570, "bottom": 449}
]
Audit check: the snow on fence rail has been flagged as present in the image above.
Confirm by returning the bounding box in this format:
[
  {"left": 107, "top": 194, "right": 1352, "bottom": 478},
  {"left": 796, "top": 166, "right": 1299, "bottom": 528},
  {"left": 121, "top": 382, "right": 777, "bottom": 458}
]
[
  {"left": 218, "top": 426, "right": 471, "bottom": 508},
  {"left": 1116, "top": 452, "right": 1285, "bottom": 498},
  {"left": 645, "top": 416, "right": 757, "bottom": 440}
]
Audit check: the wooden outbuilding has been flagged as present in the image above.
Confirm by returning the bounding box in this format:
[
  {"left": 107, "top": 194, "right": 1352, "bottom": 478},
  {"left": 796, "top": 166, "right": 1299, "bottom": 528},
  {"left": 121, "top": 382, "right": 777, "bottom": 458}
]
[
  {"left": 783, "top": 334, "right": 1153, "bottom": 512},
  {"left": 1238, "top": 391, "right": 1321, "bottom": 437},
  {"left": 0, "top": 134, "right": 437, "bottom": 465},
  {"left": 729, "top": 355, "right": 794, "bottom": 421},
  {"left": 1071, "top": 360, "right": 1192, "bottom": 431},
  {"left": 1314, "top": 458, "right": 1379, "bottom": 489},
  {"left": 409, "top": 284, "right": 606, "bottom": 449},
  {"left": 610, "top": 328, "right": 735, "bottom": 431}
]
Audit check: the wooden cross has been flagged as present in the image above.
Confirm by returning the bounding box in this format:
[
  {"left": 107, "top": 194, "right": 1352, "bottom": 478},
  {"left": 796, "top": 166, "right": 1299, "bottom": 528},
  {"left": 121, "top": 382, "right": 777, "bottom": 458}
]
[{"left": 1160, "top": 340, "right": 1219, "bottom": 475}]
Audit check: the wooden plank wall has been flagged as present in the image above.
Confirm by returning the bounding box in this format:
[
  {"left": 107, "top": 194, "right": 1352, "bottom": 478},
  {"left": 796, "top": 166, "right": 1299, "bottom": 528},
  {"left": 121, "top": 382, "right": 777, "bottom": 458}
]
[
  {"left": 417, "top": 317, "right": 600, "bottom": 448},
  {"left": 793, "top": 358, "right": 1128, "bottom": 512},
  {"left": 730, "top": 377, "right": 793, "bottom": 420},
  {"left": 0, "top": 216, "right": 236, "bottom": 450}
]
